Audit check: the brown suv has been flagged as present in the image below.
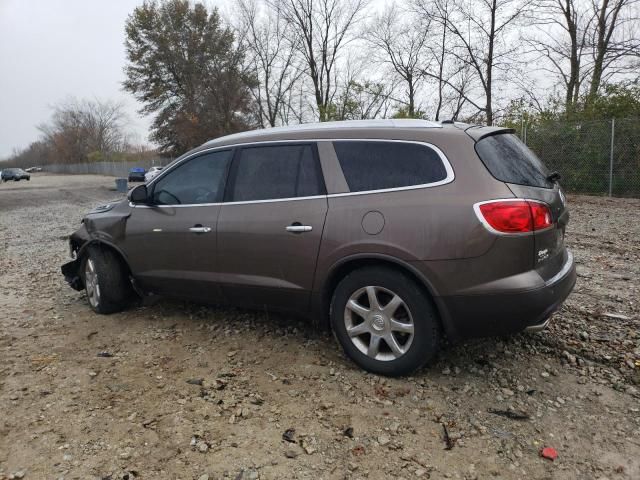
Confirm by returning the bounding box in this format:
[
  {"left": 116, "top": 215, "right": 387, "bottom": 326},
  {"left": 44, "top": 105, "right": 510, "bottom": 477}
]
[{"left": 62, "top": 119, "right": 576, "bottom": 376}]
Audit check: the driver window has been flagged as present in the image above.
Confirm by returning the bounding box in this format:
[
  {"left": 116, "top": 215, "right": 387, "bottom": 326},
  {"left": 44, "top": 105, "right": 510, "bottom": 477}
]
[{"left": 152, "top": 150, "right": 232, "bottom": 205}]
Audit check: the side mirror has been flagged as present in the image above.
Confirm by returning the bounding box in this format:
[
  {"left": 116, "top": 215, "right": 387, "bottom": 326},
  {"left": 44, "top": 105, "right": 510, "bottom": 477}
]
[{"left": 128, "top": 184, "right": 149, "bottom": 204}]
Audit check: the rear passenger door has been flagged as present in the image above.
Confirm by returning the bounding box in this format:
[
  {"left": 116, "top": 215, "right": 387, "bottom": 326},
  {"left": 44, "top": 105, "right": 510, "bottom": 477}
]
[{"left": 216, "top": 143, "right": 328, "bottom": 313}]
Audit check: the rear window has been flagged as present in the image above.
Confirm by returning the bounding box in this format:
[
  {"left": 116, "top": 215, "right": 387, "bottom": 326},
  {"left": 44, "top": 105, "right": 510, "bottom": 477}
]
[
  {"left": 475, "top": 133, "right": 552, "bottom": 188},
  {"left": 333, "top": 141, "right": 449, "bottom": 192},
  {"left": 227, "top": 144, "right": 324, "bottom": 202}
]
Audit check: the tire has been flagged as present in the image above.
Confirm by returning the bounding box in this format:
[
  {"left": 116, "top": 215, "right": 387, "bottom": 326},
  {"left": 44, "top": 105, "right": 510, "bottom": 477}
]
[
  {"left": 82, "top": 244, "right": 133, "bottom": 314},
  {"left": 330, "top": 266, "right": 440, "bottom": 376}
]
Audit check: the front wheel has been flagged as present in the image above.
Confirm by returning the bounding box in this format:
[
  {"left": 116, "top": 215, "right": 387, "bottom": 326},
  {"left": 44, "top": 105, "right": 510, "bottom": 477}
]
[
  {"left": 82, "top": 245, "right": 134, "bottom": 314},
  {"left": 330, "top": 267, "right": 440, "bottom": 376}
]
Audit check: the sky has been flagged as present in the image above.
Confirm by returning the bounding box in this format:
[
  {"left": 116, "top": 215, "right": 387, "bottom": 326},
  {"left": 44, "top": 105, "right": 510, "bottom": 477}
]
[{"left": 0, "top": 0, "right": 215, "bottom": 159}]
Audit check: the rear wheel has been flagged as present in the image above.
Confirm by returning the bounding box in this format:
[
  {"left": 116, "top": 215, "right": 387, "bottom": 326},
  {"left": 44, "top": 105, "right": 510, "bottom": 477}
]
[
  {"left": 82, "top": 245, "right": 133, "bottom": 314},
  {"left": 330, "top": 267, "right": 440, "bottom": 376}
]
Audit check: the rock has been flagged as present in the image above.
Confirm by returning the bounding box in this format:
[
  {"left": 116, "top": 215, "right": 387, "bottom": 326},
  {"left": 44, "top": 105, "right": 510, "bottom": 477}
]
[
  {"left": 198, "top": 475, "right": 210, "bottom": 480},
  {"left": 285, "top": 447, "right": 300, "bottom": 458},
  {"left": 197, "top": 441, "right": 209, "bottom": 453},
  {"left": 562, "top": 350, "right": 577, "bottom": 365},
  {"left": 237, "top": 469, "right": 259, "bottom": 480},
  {"left": 579, "top": 331, "right": 589, "bottom": 341},
  {"left": 441, "top": 366, "right": 451, "bottom": 375},
  {"left": 378, "top": 434, "right": 391, "bottom": 446},
  {"left": 10, "top": 471, "right": 26, "bottom": 479},
  {"left": 186, "top": 378, "right": 204, "bottom": 385},
  {"left": 541, "top": 371, "right": 550, "bottom": 378},
  {"left": 300, "top": 437, "right": 317, "bottom": 454},
  {"left": 119, "top": 451, "right": 131, "bottom": 459},
  {"left": 501, "top": 388, "right": 515, "bottom": 397}
]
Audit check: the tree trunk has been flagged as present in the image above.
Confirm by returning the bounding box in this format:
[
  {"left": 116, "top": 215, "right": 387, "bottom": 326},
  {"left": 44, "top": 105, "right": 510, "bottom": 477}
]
[{"left": 486, "top": 0, "right": 496, "bottom": 126}]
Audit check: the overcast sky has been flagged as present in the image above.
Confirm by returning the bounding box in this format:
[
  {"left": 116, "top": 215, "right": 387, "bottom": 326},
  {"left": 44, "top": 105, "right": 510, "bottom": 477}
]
[{"left": 0, "top": 0, "right": 216, "bottom": 159}]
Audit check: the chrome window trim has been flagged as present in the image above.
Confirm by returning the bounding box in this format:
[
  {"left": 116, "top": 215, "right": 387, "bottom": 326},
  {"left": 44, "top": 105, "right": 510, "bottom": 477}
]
[
  {"left": 130, "top": 194, "right": 327, "bottom": 209},
  {"left": 133, "top": 138, "right": 455, "bottom": 208},
  {"left": 328, "top": 139, "right": 454, "bottom": 197}
]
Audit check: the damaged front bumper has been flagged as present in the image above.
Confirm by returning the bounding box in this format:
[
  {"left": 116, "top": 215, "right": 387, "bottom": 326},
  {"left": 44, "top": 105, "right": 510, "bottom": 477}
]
[
  {"left": 61, "top": 258, "right": 84, "bottom": 291},
  {"left": 61, "top": 227, "right": 90, "bottom": 291}
]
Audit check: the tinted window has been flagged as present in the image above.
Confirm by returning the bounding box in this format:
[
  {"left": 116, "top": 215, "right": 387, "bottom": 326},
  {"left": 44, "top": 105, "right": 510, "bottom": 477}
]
[
  {"left": 475, "top": 133, "right": 552, "bottom": 188},
  {"left": 152, "top": 150, "right": 232, "bottom": 205},
  {"left": 228, "top": 144, "right": 324, "bottom": 201},
  {"left": 333, "top": 141, "right": 448, "bottom": 192}
]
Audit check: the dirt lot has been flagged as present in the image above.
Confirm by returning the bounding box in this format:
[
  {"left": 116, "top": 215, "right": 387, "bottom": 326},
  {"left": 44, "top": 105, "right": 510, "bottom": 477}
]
[{"left": 1, "top": 174, "right": 639, "bottom": 480}]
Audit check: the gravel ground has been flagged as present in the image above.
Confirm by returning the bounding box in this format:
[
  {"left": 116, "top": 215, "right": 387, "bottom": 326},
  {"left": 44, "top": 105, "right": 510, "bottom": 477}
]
[{"left": 1, "top": 174, "right": 639, "bottom": 480}]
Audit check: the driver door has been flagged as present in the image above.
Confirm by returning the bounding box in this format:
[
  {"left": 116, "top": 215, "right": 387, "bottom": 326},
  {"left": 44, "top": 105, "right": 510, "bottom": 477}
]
[{"left": 122, "top": 149, "right": 232, "bottom": 300}]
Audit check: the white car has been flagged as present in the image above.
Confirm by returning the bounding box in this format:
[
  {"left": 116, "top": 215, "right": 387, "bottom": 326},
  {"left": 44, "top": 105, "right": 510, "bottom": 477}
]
[{"left": 144, "top": 166, "right": 164, "bottom": 183}]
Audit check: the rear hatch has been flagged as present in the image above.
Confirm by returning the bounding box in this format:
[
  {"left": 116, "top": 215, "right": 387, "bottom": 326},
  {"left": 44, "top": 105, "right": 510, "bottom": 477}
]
[{"left": 470, "top": 128, "right": 569, "bottom": 280}]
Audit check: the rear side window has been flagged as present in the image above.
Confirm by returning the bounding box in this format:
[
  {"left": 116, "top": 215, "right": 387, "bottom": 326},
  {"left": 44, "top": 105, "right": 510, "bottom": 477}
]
[
  {"left": 227, "top": 144, "right": 324, "bottom": 202},
  {"left": 475, "top": 133, "right": 552, "bottom": 188},
  {"left": 333, "top": 141, "right": 448, "bottom": 192}
]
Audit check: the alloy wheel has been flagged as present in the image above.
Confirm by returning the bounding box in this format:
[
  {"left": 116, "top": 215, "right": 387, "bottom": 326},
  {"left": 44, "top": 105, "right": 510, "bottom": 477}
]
[
  {"left": 85, "top": 258, "right": 101, "bottom": 308},
  {"left": 343, "top": 286, "right": 415, "bottom": 361}
]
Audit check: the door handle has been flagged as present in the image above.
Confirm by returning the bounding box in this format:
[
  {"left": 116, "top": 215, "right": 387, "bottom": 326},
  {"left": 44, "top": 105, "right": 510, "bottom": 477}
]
[
  {"left": 286, "top": 224, "right": 313, "bottom": 233},
  {"left": 189, "top": 226, "right": 212, "bottom": 233}
]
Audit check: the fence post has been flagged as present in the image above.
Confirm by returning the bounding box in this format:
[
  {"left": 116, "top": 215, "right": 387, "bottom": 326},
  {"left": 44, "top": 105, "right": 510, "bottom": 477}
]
[{"left": 609, "top": 118, "right": 615, "bottom": 197}]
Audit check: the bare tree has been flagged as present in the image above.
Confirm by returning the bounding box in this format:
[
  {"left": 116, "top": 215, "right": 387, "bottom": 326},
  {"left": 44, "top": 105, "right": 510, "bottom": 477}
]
[
  {"left": 268, "top": 0, "right": 370, "bottom": 121},
  {"left": 329, "top": 57, "right": 396, "bottom": 120},
  {"left": 527, "top": 0, "right": 589, "bottom": 110},
  {"left": 414, "top": 0, "right": 527, "bottom": 125},
  {"left": 365, "top": 3, "right": 430, "bottom": 118},
  {"left": 38, "top": 98, "right": 129, "bottom": 164},
  {"left": 236, "top": 0, "right": 304, "bottom": 127},
  {"left": 587, "top": 0, "right": 640, "bottom": 101},
  {"left": 527, "top": 0, "right": 639, "bottom": 110}
]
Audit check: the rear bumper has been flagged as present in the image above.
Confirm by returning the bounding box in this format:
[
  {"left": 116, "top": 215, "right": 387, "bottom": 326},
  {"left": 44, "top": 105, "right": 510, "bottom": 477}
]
[{"left": 441, "top": 250, "right": 576, "bottom": 340}]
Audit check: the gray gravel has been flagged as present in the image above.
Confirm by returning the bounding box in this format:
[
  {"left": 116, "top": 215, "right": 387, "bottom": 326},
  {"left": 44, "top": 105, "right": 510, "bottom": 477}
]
[{"left": 1, "top": 174, "right": 639, "bottom": 479}]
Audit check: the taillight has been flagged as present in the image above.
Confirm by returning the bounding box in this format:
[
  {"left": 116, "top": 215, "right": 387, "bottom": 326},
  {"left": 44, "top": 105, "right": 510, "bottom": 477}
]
[{"left": 475, "top": 200, "right": 553, "bottom": 234}]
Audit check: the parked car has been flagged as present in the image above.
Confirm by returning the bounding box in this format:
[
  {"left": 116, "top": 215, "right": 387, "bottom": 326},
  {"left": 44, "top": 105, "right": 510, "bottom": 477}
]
[
  {"left": 61, "top": 119, "right": 576, "bottom": 376},
  {"left": 24, "top": 166, "right": 42, "bottom": 173},
  {"left": 128, "top": 167, "right": 146, "bottom": 182},
  {"left": 145, "top": 166, "right": 164, "bottom": 183},
  {"left": 1, "top": 168, "right": 30, "bottom": 181}
]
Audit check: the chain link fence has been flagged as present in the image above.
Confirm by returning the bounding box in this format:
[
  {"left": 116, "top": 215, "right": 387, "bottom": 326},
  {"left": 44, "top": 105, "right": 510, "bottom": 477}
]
[
  {"left": 35, "top": 117, "right": 639, "bottom": 197},
  {"left": 42, "top": 156, "right": 173, "bottom": 177},
  {"left": 521, "top": 117, "right": 640, "bottom": 197}
]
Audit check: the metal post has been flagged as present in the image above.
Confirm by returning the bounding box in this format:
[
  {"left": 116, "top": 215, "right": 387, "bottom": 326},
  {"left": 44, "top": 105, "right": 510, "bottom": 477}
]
[{"left": 609, "top": 118, "right": 615, "bottom": 197}]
